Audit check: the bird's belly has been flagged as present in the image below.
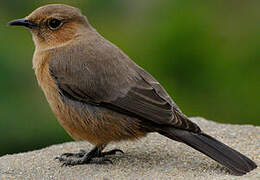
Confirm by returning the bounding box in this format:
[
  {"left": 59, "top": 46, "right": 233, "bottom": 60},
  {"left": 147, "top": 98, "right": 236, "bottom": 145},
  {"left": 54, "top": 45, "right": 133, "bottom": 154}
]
[
  {"left": 56, "top": 98, "right": 148, "bottom": 145},
  {"left": 40, "top": 79, "right": 147, "bottom": 144}
]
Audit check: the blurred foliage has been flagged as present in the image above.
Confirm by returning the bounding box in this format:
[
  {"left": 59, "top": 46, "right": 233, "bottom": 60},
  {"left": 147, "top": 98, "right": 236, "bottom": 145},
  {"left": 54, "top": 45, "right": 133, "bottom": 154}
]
[{"left": 0, "top": 0, "right": 259, "bottom": 156}]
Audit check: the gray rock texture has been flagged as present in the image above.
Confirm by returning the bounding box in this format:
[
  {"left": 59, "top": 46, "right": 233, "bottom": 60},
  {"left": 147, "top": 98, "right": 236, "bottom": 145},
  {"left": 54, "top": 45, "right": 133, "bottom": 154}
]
[{"left": 0, "top": 117, "right": 259, "bottom": 180}]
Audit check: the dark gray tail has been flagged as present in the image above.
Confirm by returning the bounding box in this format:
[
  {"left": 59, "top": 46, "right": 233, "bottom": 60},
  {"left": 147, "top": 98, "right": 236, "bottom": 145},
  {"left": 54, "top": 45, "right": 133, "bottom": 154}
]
[{"left": 159, "top": 128, "right": 257, "bottom": 175}]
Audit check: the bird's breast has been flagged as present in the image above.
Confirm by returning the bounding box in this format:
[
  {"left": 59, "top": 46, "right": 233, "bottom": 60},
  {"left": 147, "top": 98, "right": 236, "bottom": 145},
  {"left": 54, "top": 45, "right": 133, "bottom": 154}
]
[{"left": 32, "top": 50, "right": 89, "bottom": 141}]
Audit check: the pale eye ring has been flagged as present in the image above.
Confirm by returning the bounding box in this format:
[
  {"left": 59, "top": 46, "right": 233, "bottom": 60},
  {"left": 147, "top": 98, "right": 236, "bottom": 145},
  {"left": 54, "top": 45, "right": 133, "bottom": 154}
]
[{"left": 48, "top": 18, "right": 62, "bottom": 30}]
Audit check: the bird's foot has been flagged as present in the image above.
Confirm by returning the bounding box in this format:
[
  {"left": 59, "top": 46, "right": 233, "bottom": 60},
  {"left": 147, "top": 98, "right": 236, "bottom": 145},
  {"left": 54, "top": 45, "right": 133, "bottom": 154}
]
[
  {"left": 59, "top": 148, "right": 124, "bottom": 158},
  {"left": 55, "top": 148, "right": 124, "bottom": 166},
  {"left": 56, "top": 156, "right": 112, "bottom": 166}
]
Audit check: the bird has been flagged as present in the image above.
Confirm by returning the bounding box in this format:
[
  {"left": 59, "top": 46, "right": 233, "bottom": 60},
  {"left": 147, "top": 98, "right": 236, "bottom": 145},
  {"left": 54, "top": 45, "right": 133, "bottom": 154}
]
[{"left": 8, "top": 4, "right": 257, "bottom": 175}]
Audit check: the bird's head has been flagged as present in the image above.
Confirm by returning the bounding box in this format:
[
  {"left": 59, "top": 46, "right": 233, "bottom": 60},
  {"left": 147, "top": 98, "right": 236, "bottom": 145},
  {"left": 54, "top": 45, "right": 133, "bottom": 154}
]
[{"left": 8, "top": 4, "right": 90, "bottom": 49}]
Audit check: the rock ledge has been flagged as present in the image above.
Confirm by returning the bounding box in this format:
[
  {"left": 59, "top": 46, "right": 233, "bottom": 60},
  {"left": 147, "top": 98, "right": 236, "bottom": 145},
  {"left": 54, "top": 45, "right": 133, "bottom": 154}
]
[{"left": 0, "top": 117, "right": 259, "bottom": 180}]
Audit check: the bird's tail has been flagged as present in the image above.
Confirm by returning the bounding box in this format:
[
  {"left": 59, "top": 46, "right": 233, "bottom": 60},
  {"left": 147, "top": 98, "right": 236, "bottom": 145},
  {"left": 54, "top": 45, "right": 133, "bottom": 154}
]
[{"left": 159, "top": 128, "right": 257, "bottom": 175}]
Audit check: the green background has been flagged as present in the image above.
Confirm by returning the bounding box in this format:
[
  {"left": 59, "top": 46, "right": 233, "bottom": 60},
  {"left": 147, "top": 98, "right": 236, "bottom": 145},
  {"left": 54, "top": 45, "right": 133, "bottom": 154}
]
[{"left": 0, "top": 0, "right": 259, "bottom": 156}]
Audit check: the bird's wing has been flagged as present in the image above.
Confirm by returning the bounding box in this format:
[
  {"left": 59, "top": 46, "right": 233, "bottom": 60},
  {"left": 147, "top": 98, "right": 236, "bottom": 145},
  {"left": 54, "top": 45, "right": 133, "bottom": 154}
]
[{"left": 49, "top": 38, "right": 200, "bottom": 132}]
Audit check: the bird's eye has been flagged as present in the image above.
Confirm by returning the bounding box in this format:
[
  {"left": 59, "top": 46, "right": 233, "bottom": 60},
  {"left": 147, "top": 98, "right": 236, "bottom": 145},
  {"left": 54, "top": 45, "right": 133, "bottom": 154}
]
[{"left": 48, "top": 18, "right": 62, "bottom": 30}]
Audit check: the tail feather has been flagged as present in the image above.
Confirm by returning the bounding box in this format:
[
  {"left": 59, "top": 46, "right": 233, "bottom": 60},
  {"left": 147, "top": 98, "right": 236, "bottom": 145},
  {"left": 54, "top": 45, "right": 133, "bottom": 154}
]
[{"left": 159, "top": 128, "right": 257, "bottom": 175}]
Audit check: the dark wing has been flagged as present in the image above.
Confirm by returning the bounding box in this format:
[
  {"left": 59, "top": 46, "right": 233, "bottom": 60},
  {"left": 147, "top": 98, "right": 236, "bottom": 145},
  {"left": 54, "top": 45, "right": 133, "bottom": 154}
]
[
  {"left": 49, "top": 37, "right": 200, "bottom": 133},
  {"left": 104, "top": 76, "right": 174, "bottom": 124},
  {"left": 105, "top": 66, "right": 200, "bottom": 132}
]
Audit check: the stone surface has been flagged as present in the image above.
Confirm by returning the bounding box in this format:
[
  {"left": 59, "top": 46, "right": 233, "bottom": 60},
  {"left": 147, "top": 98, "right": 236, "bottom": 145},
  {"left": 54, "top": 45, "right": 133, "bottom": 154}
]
[{"left": 0, "top": 117, "right": 259, "bottom": 180}]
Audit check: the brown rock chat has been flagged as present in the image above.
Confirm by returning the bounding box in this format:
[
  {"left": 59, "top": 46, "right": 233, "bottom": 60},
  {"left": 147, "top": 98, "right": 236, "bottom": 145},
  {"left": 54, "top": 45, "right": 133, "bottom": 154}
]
[{"left": 9, "top": 4, "right": 257, "bottom": 175}]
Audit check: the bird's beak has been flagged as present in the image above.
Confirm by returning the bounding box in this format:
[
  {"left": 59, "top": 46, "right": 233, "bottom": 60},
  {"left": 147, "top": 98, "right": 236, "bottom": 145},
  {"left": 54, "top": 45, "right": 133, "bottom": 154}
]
[{"left": 8, "top": 18, "right": 38, "bottom": 28}]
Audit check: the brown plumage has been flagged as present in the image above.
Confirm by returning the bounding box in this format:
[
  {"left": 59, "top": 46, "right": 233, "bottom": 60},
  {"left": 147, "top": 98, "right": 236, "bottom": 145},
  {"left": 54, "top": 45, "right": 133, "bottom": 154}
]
[{"left": 9, "top": 4, "right": 256, "bottom": 175}]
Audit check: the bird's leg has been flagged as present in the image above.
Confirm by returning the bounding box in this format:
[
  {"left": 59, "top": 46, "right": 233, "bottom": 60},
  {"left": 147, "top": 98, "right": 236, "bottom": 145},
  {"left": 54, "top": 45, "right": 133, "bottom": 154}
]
[
  {"left": 55, "top": 144, "right": 123, "bottom": 166},
  {"left": 55, "top": 145, "right": 108, "bottom": 166},
  {"left": 60, "top": 144, "right": 124, "bottom": 158}
]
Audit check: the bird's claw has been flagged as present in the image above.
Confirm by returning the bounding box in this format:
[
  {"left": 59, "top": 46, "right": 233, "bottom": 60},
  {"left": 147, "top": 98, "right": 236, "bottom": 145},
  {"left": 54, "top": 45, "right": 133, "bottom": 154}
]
[{"left": 54, "top": 148, "right": 122, "bottom": 166}]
